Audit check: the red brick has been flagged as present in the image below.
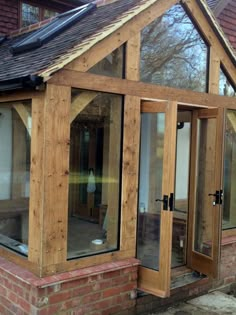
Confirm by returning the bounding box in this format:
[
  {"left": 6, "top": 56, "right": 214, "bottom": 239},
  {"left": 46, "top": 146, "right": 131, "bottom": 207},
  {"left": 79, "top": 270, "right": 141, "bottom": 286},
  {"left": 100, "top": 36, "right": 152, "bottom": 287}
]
[
  {"left": 81, "top": 292, "right": 101, "bottom": 304},
  {"left": 72, "top": 284, "right": 93, "bottom": 297},
  {"left": 61, "top": 277, "right": 88, "bottom": 290},
  {"left": 103, "top": 270, "right": 121, "bottom": 279},
  {"left": 49, "top": 290, "right": 71, "bottom": 304},
  {"left": 103, "top": 286, "right": 122, "bottom": 298}
]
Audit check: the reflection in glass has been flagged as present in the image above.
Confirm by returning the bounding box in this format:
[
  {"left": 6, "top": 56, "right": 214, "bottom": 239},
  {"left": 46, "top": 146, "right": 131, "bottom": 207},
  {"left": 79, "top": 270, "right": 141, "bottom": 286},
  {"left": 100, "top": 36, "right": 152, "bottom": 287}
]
[
  {"left": 22, "top": 3, "right": 40, "bottom": 27},
  {"left": 68, "top": 89, "right": 122, "bottom": 259},
  {"left": 223, "top": 110, "right": 236, "bottom": 229},
  {"left": 172, "top": 117, "right": 191, "bottom": 268},
  {"left": 140, "top": 4, "right": 208, "bottom": 92},
  {"left": 89, "top": 46, "right": 124, "bottom": 78},
  {"left": 0, "top": 102, "right": 32, "bottom": 256},
  {"left": 219, "top": 69, "right": 236, "bottom": 97},
  {"left": 137, "top": 113, "right": 165, "bottom": 270},
  {"left": 44, "top": 9, "right": 58, "bottom": 20},
  {"left": 194, "top": 118, "right": 216, "bottom": 257}
]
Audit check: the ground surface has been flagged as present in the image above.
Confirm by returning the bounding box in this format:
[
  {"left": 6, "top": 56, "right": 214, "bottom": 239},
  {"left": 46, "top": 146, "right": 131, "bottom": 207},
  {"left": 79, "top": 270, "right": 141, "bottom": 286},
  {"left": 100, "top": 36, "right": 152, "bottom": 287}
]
[{"left": 150, "top": 291, "right": 236, "bottom": 315}]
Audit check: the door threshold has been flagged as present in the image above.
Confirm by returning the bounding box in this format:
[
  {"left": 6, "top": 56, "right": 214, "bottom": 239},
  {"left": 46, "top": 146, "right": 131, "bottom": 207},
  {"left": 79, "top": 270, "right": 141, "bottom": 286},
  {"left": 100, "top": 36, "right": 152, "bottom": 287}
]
[{"left": 171, "top": 269, "right": 206, "bottom": 290}]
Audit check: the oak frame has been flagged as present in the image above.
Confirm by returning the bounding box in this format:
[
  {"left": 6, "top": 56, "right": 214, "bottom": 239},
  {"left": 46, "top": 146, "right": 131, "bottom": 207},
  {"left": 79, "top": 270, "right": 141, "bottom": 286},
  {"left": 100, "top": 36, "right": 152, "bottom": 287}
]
[{"left": 0, "top": 0, "right": 235, "bottom": 281}]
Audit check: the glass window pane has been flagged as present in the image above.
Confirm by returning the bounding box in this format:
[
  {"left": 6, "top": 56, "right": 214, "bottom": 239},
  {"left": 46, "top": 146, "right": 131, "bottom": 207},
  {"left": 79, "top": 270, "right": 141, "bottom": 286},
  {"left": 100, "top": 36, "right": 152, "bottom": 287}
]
[
  {"left": 137, "top": 113, "right": 165, "bottom": 270},
  {"left": 223, "top": 110, "right": 236, "bottom": 230},
  {"left": 140, "top": 4, "right": 208, "bottom": 92},
  {"left": 219, "top": 69, "right": 236, "bottom": 97},
  {"left": 0, "top": 101, "right": 31, "bottom": 256},
  {"left": 68, "top": 89, "right": 122, "bottom": 259},
  {"left": 194, "top": 118, "right": 216, "bottom": 257},
  {"left": 22, "top": 3, "right": 40, "bottom": 27},
  {"left": 172, "top": 116, "right": 191, "bottom": 268},
  {"left": 44, "top": 9, "right": 58, "bottom": 20},
  {"left": 89, "top": 46, "right": 124, "bottom": 78}
]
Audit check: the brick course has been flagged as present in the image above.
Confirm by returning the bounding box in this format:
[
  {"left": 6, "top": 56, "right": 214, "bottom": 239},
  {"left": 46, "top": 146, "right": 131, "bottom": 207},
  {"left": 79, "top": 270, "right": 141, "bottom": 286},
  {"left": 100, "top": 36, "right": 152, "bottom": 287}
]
[{"left": 0, "top": 257, "right": 139, "bottom": 315}]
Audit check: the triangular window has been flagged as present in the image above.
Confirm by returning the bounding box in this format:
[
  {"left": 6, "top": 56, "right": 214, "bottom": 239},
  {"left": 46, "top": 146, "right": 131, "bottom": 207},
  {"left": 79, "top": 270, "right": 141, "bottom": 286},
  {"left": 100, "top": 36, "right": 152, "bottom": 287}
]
[
  {"left": 219, "top": 67, "right": 236, "bottom": 97},
  {"left": 140, "top": 4, "right": 209, "bottom": 92},
  {"left": 88, "top": 46, "right": 125, "bottom": 78}
]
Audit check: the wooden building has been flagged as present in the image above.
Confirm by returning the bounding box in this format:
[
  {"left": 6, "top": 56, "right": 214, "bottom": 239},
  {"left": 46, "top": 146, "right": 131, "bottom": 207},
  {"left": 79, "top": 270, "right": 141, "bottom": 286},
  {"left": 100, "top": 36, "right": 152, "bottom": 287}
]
[{"left": 0, "top": 0, "right": 236, "bottom": 314}]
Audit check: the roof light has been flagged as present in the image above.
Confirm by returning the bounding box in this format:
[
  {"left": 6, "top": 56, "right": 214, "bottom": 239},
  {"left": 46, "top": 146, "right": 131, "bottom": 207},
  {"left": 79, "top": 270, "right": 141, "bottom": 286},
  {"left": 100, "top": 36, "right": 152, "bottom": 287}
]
[{"left": 10, "top": 3, "right": 96, "bottom": 55}]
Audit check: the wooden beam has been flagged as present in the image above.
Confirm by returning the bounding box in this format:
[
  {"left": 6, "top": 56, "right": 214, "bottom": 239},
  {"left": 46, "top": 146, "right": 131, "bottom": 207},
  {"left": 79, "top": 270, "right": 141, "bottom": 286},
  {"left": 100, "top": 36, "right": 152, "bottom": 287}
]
[
  {"left": 42, "top": 84, "right": 71, "bottom": 268},
  {"left": 126, "top": 34, "right": 141, "bottom": 81},
  {"left": 50, "top": 70, "right": 236, "bottom": 108},
  {"left": 70, "top": 91, "right": 98, "bottom": 123},
  {"left": 0, "top": 91, "right": 44, "bottom": 103},
  {"left": 208, "top": 47, "right": 220, "bottom": 94},
  {"left": 13, "top": 103, "right": 31, "bottom": 135},
  {"left": 64, "top": 0, "right": 178, "bottom": 73},
  {"left": 120, "top": 95, "right": 140, "bottom": 252},
  {"left": 28, "top": 94, "right": 45, "bottom": 267}
]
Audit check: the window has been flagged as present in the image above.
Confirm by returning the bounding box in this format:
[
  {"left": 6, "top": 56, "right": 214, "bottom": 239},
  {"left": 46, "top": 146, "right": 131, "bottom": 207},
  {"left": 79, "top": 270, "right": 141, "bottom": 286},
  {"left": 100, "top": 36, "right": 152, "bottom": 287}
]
[
  {"left": 67, "top": 89, "right": 123, "bottom": 259},
  {"left": 0, "top": 101, "right": 32, "bottom": 256},
  {"left": 89, "top": 46, "right": 125, "bottom": 78},
  {"left": 22, "top": 3, "right": 40, "bottom": 27},
  {"left": 140, "top": 4, "right": 209, "bottom": 92},
  {"left": 219, "top": 68, "right": 236, "bottom": 97},
  {"left": 223, "top": 110, "right": 236, "bottom": 230},
  {"left": 21, "top": 2, "right": 59, "bottom": 27}
]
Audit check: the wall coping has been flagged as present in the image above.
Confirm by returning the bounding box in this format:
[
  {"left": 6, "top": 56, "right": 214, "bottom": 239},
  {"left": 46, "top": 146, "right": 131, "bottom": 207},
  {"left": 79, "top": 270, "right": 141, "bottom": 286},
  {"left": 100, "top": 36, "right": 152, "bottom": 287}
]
[{"left": 0, "top": 256, "right": 140, "bottom": 289}]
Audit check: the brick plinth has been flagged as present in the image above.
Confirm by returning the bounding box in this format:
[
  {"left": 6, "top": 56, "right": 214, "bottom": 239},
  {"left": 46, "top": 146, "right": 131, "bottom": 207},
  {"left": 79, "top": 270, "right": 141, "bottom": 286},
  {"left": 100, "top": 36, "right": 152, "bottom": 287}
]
[{"left": 0, "top": 257, "right": 139, "bottom": 315}]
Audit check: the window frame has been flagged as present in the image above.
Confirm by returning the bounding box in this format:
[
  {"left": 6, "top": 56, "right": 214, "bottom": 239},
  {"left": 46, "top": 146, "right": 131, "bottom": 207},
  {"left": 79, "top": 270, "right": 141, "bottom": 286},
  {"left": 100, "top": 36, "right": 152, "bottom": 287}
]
[{"left": 19, "top": 1, "right": 60, "bottom": 28}]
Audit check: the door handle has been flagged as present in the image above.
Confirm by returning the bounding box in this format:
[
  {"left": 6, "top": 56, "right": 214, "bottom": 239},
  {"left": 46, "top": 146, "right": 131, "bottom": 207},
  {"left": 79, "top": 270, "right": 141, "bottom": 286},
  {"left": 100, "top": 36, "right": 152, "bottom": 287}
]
[
  {"left": 156, "top": 195, "right": 168, "bottom": 210},
  {"left": 208, "top": 190, "right": 222, "bottom": 205}
]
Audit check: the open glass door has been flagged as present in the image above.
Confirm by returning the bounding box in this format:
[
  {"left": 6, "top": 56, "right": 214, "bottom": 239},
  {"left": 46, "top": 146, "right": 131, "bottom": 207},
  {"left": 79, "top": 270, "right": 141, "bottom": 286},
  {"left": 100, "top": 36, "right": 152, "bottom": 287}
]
[
  {"left": 188, "top": 108, "right": 224, "bottom": 278},
  {"left": 137, "top": 100, "right": 177, "bottom": 297}
]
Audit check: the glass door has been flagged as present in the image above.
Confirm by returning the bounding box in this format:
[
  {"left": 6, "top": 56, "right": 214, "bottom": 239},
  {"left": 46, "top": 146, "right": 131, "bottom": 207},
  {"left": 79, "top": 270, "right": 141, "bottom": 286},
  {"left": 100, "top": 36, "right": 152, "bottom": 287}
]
[
  {"left": 188, "top": 108, "right": 224, "bottom": 278},
  {"left": 137, "top": 100, "right": 177, "bottom": 297}
]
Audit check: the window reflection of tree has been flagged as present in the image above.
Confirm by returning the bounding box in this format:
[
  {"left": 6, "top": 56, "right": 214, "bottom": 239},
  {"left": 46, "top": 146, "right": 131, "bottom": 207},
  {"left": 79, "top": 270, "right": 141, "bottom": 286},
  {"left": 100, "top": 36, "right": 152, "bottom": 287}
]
[{"left": 141, "top": 5, "right": 208, "bottom": 92}]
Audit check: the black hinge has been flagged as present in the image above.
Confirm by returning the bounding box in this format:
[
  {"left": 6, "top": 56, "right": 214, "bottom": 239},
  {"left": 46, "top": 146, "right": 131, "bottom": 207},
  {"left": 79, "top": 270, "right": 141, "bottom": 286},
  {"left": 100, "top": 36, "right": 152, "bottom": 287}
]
[
  {"left": 156, "top": 195, "right": 169, "bottom": 210},
  {"left": 169, "top": 193, "right": 175, "bottom": 211}
]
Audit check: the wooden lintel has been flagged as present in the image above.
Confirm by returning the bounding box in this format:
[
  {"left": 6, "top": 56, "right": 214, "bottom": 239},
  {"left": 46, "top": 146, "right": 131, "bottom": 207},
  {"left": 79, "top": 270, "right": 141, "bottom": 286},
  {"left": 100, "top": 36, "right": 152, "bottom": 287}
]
[
  {"left": 50, "top": 70, "right": 236, "bottom": 109},
  {"left": 0, "top": 91, "right": 44, "bottom": 103}
]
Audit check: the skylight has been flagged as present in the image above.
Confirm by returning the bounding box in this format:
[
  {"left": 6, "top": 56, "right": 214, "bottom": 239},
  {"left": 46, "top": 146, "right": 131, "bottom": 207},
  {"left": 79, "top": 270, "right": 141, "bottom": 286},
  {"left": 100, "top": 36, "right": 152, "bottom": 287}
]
[{"left": 10, "top": 3, "right": 96, "bottom": 54}]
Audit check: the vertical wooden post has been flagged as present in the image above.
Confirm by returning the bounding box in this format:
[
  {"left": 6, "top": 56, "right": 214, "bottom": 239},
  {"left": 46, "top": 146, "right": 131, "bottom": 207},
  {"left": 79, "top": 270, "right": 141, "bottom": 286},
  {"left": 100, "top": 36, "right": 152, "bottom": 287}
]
[
  {"left": 43, "top": 84, "right": 71, "bottom": 271},
  {"left": 28, "top": 85, "right": 71, "bottom": 275},
  {"left": 119, "top": 34, "right": 141, "bottom": 252},
  {"left": 209, "top": 47, "right": 220, "bottom": 94},
  {"left": 28, "top": 94, "right": 46, "bottom": 267}
]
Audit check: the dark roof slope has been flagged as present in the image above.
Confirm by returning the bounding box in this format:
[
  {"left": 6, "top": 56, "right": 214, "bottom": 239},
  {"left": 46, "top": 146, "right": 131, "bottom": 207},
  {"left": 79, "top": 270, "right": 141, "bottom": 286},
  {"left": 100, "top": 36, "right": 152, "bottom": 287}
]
[{"left": 0, "top": 0, "right": 140, "bottom": 84}]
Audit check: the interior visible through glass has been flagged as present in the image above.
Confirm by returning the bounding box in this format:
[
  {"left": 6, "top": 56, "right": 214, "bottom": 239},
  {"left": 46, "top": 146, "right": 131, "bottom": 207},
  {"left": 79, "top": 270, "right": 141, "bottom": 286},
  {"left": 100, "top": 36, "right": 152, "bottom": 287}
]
[
  {"left": 140, "top": 4, "right": 208, "bottom": 92},
  {"left": 137, "top": 112, "right": 165, "bottom": 270},
  {"left": 223, "top": 110, "right": 236, "bottom": 230},
  {"left": 89, "top": 46, "right": 124, "bottom": 78},
  {"left": 22, "top": 3, "right": 40, "bottom": 27},
  {"left": 172, "top": 111, "right": 191, "bottom": 268},
  {"left": 0, "top": 101, "right": 31, "bottom": 256},
  {"left": 194, "top": 118, "right": 216, "bottom": 257},
  {"left": 67, "top": 89, "right": 122, "bottom": 259}
]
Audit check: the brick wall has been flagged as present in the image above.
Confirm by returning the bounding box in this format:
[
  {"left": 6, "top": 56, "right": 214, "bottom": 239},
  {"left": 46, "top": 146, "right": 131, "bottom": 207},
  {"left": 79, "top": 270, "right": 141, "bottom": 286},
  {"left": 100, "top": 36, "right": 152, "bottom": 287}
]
[
  {"left": 0, "top": 257, "right": 139, "bottom": 315},
  {"left": 0, "top": 0, "right": 18, "bottom": 35}
]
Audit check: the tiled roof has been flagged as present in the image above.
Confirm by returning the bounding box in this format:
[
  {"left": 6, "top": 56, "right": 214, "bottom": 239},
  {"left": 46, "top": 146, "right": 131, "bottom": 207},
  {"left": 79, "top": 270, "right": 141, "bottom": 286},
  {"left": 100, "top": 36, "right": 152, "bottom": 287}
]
[
  {"left": 0, "top": 0, "right": 144, "bottom": 83},
  {"left": 207, "top": 0, "right": 220, "bottom": 10},
  {"left": 0, "top": 0, "right": 235, "bottom": 87}
]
